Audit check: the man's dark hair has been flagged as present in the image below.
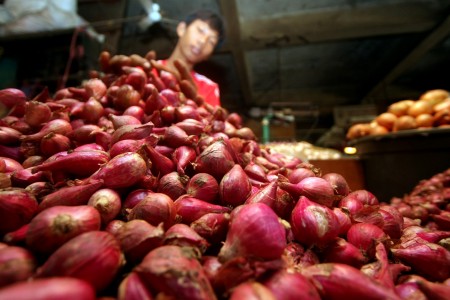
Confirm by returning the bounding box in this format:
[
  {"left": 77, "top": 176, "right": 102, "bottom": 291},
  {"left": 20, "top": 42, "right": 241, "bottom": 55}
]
[{"left": 184, "top": 9, "right": 225, "bottom": 49}]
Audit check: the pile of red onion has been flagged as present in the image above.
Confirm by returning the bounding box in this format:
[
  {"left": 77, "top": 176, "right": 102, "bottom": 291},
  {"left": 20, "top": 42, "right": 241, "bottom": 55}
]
[{"left": 0, "top": 51, "right": 449, "bottom": 299}]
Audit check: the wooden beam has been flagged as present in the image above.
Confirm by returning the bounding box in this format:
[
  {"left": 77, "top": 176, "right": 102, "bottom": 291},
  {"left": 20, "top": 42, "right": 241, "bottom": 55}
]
[
  {"left": 237, "top": 2, "right": 442, "bottom": 50},
  {"left": 362, "top": 13, "right": 450, "bottom": 103},
  {"left": 219, "top": 0, "right": 253, "bottom": 107}
]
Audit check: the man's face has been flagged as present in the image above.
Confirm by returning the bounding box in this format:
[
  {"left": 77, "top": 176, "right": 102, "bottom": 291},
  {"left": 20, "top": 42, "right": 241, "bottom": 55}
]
[{"left": 177, "top": 19, "right": 219, "bottom": 65}]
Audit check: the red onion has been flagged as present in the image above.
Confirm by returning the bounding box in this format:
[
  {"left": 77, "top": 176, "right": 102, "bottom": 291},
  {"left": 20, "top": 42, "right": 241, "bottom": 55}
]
[
  {"left": 2, "top": 156, "right": 23, "bottom": 174},
  {"left": 109, "top": 113, "right": 142, "bottom": 129},
  {"left": 347, "top": 223, "right": 387, "bottom": 258},
  {"left": 297, "top": 177, "right": 336, "bottom": 207},
  {"left": 287, "top": 167, "right": 315, "bottom": 184},
  {"left": 173, "top": 145, "right": 197, "bottom": 175},
  {"left": 2, "top": 223, "right": 28, "bottom": 245},
  {"left": 379, "top": 205, "right": 404, "bottom": 239},
  {"left": 302, "top": 263, "right": 401, "bottom": 299},
  {"left": 229, "top": 281, "right": 276, "bottom": 300},
  {"left": 64, "top": 124, "right": 99, "bottom": 145},
  {"left": 40, "top": 132, "right": 71, "bottom": 156},
  {"left": 144, "top": 87, "right": 167, "bottom": 114},
  {"left": 0, "top": 245, "right": 36, "bottom": 287},
  {"left": 143, "top": 144, "right": 175, "bottom": 176},
  {"left": 33, "top": 150, "right": 110, "bottom": 178},
  {"left": 84, "top": 78, "right": 107, "bottom": 99},
  {"left": 264, "top": 269, "right": 321, "bottom": 300},
  {"left": 290, "top": 196, "right": 340, "bottom": 247},
  {"left": 190, "top": 212, "right": 230, "bottom": 244},
  {"left": 162, "top": 125, "right": 197, "bottom": 148},
  {"left": 175, "top": 118, "right": 206, "bottom": 135},
  {"left": 115, "top": 220, "right": 164, "bottom": 264},
  {"left": 164, "top": 223, "right": 210, "bottom": 254},
  {"left": 160, "top": 105, "right": 176, "bottom": 124},
  {"left": 109, "top": 135, "right": 156, "bottom": 158},
  {"left": 0, "top": 145, "right": 22, "bottom": 161},
  {"left": 110, "top": 121, "right": 154, "bottom": 145},
  {"left": 123, "top": 105, "right": 145, "bottom": 122},
  {"left": 87, "top": 188, "right": 122, "bottom": 225},
  {"left": 0, "top": 88, "right": 27, "bottom": 115},
  {"left": 395, "top": 282, "right": 427, "bottom": 300},
  {"left": 26, "top": 205, "right": 101, "bottom": 254},
  {"left": 202, "top": 255, "right": 222, "bottom": 285},
  {"left": 10, "top": 168, "right": 48, "bottom": 187},
  {"left": 118, "top": 272, "right": 153, "bottom": 300},
  {"left": 24, "top": 181, "right": 54, "bottom": 198},
  {"left": 160, "top": 88, "right": 181, "bottom": 105},
  {"left": 218, "top": 203, "right": 286, "bottom": 262},
  {"left": 272, "top": 187, "right": 295, "bottom": 219},
  {"left": 0, "top": 126, "right": 22, "bottom": 145},
  {"left": 402, "top": 275, "right": 450, "bottom": 300},
  {"left": 186, "top": 173, "right": 219, "bottom": 203},
  {"left": 346, "top": 189, "right": 379, "bottom": 206},
  {"left": 432, "top": 211, "right": 450, "bottom": 230},
  {"left": 194, "top": 140, "right": 236, "bottom": 180},
  {"left": 322, "top": 237, "right": 368, "bottom": 268},
  {"left": 244, "top": 161, "right": 268, "bottom": 183},
  {"left": 0, "top": 188, "right": 38, "bottom": 235},
  {"left": 245, "top": 181, "right": 278, "bottom": 209},
  {"left": 113, "top": 84, "right": 141, "bottom": 110},
  {"left": 157, "top": 171, "right": 188, "bottom": 200},
  {"left": 174, "top": 196, "right": 231, "bottom": 224},
  {"left": 88, "top": 152, "right": 147, "bottom": 189},
  {"left": 226, "top": 112, "right": 243, "bottom": 128},
  {"left": 391, "top": 242, "right": 450, "bottom": 281},
  {"left": 24, "top": 101, "right": 52, "bottom": 127},
  {"left": 80, "top": 97, "right": 104, "bottom": 123},
  {"left": 21, "top": 156, "right": 44, "bottom": 168},
  {"left": 20, "top": 119, "right": 72, "bottom": 142},
  {"left": 333, "top": 207, "right": 352, "bottom": 235},
  {"left": 175, "top": 104, "right": 201, "bottom": 121},
  {"left": 128, "top": 192, "right": 176, "bottom": 230},
  {"left": 122, "top": 189, "right": 154, "bottom": 218},
  {"left": 135, "top": 245, "right": 216, "bottom": 299},
  {"left": 105, "top": 219, "right": 125, "bottom": 236},
  {"left": 322, "top": 172, "right": 350, "bottom": 196},
  {"left": 38, "top": 180, "right": 103, "bottom": 212},
  {"left": 35, "top": 231, "right": 124, "bottom": 292},
  {"left": 0, "top": 277, "right": 96, "bottom": 300},
  {"left": 220, "top": 164, "right": 252, "bottom": 207}
]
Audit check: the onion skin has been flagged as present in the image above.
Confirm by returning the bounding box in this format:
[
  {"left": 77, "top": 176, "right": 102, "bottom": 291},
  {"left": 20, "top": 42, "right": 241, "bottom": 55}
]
[
  {"left": 194, "top": 140, "right": 236, "bottom": 181},
  {"left": 35, "top": 231, "right": 124, "bottom": 292},
  {"left": 163, "top": 223, "right": 210, "bottom": 254},
  {"left": 0, "top": 277, "right": 97, "bottom": 300},
  {"left": 302, "top": 263, "right": 401, "bottom": 300},
  {"left": 190, "top": 212, "right": 230, "bottom": 244},
  {"left": 0, "top": 188, "right": 38, "bottom": 235},
  {"left": 186, "top": 173, "right": 219, "bottom": 203},
  {"left": 174, "top": 196, "right": 231, "bottom": 225},
  {"left": 391, "top": 242, "right": 450, "bottom": 281},
  {"left": 0, "top": 245, "right": 36, "bottom": 287},
  {"left": 26, "top": 205, "right": 101, "bottom": 254},
  {"left": 88, "top": 152, "right": 147, "bottom": 189},
  {"left": 264, "top": 269, "right": 321, "bottom": 300},
  {"left": 115, "top": 220, "right": 164, "bottom": 264},
  {"left": 87, "top": 188, "right": 122, "bottom": 226},
  {"left": 290, "top": 196, "right": 340, "bottom": 247},
  {"left": 128, "top": 192, "right": 176, "bottom": 230},
  {"left": 229, "top": 282, "right": 276, "bottom": 300},
  {"left": 118, "top": 272, "right": 153, "bottom": 300},
  {"left": 135, "top": 245, "right": 217, "bottom": 300},
  {"left": 218, "top": 203, "right": 286, "bottom": 263},
  {"left": 32, "top": 150, "right": 109, "bottom": 178},
  {"left": 38, "top": 180, "right": 103, "bottom": 212},
  {"left": 220, "top": 164, "right": 252, "bottom": 207}
]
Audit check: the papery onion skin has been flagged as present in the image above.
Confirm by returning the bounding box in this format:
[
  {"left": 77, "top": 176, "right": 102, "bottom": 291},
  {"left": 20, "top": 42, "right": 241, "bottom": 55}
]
[
  {"left": 35, "top": 231, "right": 124, "bottom": 292},
  {"left": 135, "top": 245, "right": 217, "bottom": 300},
  {"left": 186, "top": 173, "right": 219, "bottom": 203},
  {"left": 26, "top": 205, "right": 101, "bottom": 254},
  {"left": 87, "top": 188, "right": 122, "bottom": 226},
  {"left": 0, "top": 277, "right": 97, "bottom": 300},
  {"left": 220, "top": 164, "right": 252, "bottom": 207},
  {"left": 218, "top": 203, "right": 286, "bottom": 263},
  {"left": 290, "top": 196, "right": 340, "bottom": 247},
  {"left": 302, "top": 263, "right": 401, "bottom": 300},
  {"left": 128, "top": 192, "right": 176, "bottom": 230}
]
